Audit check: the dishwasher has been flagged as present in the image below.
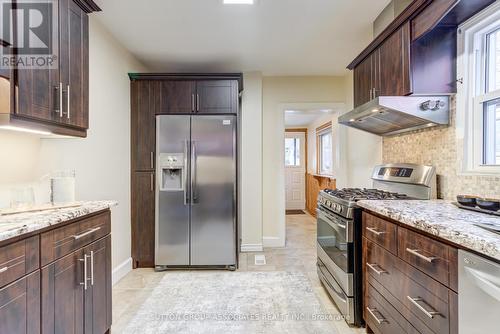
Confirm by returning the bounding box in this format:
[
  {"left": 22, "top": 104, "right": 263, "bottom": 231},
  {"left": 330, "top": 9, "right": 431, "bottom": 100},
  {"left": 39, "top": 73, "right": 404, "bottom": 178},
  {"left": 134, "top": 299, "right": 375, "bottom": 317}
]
[{"left": 459, "top": 250, "right": 500, "bottom": 334}]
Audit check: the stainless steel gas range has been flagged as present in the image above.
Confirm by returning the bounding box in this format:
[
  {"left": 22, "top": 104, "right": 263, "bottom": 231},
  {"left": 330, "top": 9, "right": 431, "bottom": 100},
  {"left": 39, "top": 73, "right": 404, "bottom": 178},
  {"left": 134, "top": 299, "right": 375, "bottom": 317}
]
[{"left": 316, "top": 163, "right": 436, "bottom": 326}]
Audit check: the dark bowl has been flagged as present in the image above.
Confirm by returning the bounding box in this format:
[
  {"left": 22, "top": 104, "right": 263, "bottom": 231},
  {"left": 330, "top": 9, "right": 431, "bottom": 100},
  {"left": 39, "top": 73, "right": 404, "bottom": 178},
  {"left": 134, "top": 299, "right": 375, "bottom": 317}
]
[
  {"left": 457, "top": 195, "right": 477, "bottom": 207},
  {"left": 476, "top": 198, "right": 500, "bottom": 212}
]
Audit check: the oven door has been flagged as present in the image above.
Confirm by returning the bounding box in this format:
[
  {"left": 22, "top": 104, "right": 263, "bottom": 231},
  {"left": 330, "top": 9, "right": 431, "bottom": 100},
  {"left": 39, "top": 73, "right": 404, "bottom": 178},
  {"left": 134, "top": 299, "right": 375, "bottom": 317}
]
[{"left": 316, "top": 206, "right": 354, "bottom": 295}]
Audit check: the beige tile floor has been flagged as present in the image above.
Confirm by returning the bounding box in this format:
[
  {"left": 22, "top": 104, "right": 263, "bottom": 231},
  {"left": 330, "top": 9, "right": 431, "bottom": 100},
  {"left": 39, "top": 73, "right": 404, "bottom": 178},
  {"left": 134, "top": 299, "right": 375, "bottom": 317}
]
[{"left": 112, "top": 213, "right": 368, "bottom": 333}]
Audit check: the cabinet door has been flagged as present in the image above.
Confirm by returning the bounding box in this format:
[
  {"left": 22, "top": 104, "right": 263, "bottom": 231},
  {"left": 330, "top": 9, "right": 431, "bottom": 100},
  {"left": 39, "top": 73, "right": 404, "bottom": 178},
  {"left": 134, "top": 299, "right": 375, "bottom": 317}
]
[
  {"left": 353, "top": 54, "right": 374, "bottom": 107},
  {"left": 41, "top": 249, "right": 85, "bottom": 334},
  {"left": 84, "top": 236, "right": 112, "bottom": 334},
  {"left": 131, "top": 81, "right": 156, "bottom": 171},
  {"left": 60, "top": 0, "right": 89, "bottom": 128},
  {"left": 377, "top": 22, "right": 412, "bottom": 97},
  {"left": 15, "top": 0, "right": 59, "bottom": 125},
  {"left": 196, "top": 80, "right": 238, "bottom": 114},
  {"left": 131, "top": 171, "right": 155, "bottom": 267},
  {"left": 0, "top": 271, "right": 40, "bottom": 334},
  {"left": 159, "top": 81, "right": 195, "bottom": 114},
  {"left": 0, "top": 41, "right": 12, "bottom": 114}
]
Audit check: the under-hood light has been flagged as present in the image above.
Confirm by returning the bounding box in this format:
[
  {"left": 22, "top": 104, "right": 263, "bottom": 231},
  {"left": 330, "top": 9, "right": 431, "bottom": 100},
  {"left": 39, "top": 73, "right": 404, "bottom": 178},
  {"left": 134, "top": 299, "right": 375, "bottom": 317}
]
[{"left": 0, "top": 125, "right": 51, "bottom": 136}]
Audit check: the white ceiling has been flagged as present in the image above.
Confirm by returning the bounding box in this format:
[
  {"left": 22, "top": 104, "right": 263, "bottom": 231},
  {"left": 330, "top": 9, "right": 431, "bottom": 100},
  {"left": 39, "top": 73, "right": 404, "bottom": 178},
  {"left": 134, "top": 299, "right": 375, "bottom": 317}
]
[
  {"left": 92, "top": 0, "right": 390, "bottom": 75},
  {"left": 284, "top": 109, "right": 334, "bottom": 128}
]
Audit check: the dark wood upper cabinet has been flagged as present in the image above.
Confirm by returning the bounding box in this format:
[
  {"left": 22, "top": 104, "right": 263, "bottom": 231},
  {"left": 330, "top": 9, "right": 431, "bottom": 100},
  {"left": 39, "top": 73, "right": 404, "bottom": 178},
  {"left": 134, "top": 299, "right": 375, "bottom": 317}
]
[
  {"left": 84, "top": 236, "right": 112, "bottom": 334},
  {"left": 159, "top": 80, "right": 196, "bottom": 114},
  {"left": 131, "top": 171, "right": 155, "bottom": 268},
  {"left": 353, "top": 54, "right": 374, "bottom": 108},
  {"left": 196, "top": 80, "right": 238, "bottom": 114},
  {"left": 41, "top": 249, "right": 85, "bottom": 334},
  {"left": 4, "top": 0, "right": 100, "bottom": 137},
  {"left": 131, "top": 81, "right": 156, "bottom": 171},
  {"left": 0, "top": 271, "right": 40, "bottom": 334},
  {"left": 59, "top": 0, "right": 90, "bottom": 129}
]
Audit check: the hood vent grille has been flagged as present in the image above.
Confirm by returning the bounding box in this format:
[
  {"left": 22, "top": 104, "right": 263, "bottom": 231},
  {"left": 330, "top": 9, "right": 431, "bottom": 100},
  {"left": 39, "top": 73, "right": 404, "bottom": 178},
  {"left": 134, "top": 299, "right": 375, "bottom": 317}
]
[{"left": 339, "top": 96, "right": 450, "bottom": 136}]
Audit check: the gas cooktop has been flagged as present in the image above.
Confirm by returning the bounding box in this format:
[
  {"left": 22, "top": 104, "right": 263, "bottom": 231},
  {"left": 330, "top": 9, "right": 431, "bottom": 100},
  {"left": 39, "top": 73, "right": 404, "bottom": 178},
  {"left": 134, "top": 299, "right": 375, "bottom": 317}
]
[{"left": 323, "top": 188, "right": 412, "bottom": 201}]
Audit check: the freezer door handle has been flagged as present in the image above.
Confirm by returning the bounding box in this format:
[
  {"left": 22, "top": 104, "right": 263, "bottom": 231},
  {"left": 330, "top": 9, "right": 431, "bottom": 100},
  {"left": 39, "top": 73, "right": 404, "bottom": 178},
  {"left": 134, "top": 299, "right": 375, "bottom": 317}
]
[
  {"left": 191, "top": 141, "right": 198, "bottom": 203},
  {"left": 184, "top": 140, "right": 190, "bottom": 205}
]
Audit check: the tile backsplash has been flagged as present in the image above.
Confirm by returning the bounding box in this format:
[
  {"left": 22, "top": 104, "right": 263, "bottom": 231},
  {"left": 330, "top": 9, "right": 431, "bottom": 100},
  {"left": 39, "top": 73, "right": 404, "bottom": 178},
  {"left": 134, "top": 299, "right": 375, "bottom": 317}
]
[{"left": 383, "top": 98, "right": 500, "bottom": 200}]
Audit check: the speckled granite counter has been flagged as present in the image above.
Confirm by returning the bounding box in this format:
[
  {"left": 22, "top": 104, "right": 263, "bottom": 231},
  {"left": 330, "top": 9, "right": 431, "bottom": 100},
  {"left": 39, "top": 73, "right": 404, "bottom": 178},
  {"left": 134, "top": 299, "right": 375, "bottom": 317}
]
[
  {"left": 0, "top": 201, "right": 117, "bottom": 243},
  {"left": 357, "top": 200, "right": 500, "bottom": 261}
]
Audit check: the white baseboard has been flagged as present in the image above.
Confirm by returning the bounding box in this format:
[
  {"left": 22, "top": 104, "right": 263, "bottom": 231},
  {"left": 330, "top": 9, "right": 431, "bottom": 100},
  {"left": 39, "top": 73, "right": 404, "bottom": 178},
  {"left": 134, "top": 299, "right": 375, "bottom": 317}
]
[
  {"left": 240, "top": 243, "right": 263, "bottom": 252},
  {"left": 263, "top": 236, "right": 285, "bottom": 248},
  {"left": 112, "top": 257, "right": 132, "bottom": 286}
]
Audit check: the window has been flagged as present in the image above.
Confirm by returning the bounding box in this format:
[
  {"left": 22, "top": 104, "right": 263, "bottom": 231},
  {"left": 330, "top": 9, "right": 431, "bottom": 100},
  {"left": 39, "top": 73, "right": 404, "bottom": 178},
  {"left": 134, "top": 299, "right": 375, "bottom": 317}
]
[
  {"left": 285, "top": 137, "right": 301, "bottom": 166},
  {"left": 316, "top": 122, "right": 333, "bottom": 175},
  {"left": 458, "top": 2, "right": 500, "bottom": 173}
]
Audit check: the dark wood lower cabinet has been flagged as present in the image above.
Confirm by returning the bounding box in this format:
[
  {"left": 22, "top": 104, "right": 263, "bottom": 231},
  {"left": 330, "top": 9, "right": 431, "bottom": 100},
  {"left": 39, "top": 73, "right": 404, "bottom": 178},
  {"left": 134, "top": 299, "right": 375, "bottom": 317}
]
[
  {"left": 42, "top": 236, "right": 112, "bottom": 334},
  {"left": 0, "top": 271, "right": 40, "bottom": 334},
  {"left": 132, "top": 172, "right": 155, "bottom": 268}
]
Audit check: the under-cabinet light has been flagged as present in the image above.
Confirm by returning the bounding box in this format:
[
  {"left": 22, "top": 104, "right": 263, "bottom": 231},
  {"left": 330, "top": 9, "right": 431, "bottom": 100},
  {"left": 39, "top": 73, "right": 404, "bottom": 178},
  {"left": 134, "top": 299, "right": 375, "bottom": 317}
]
[{"left": 0, "top": 125, "right": 51, "bottom": 135}]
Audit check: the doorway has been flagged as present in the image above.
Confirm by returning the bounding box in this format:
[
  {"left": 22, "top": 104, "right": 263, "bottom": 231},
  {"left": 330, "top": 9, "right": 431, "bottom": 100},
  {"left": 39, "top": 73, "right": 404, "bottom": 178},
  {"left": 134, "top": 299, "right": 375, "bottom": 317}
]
[{"left": 285, "top": 130, "right": 306, "bottom": 211}]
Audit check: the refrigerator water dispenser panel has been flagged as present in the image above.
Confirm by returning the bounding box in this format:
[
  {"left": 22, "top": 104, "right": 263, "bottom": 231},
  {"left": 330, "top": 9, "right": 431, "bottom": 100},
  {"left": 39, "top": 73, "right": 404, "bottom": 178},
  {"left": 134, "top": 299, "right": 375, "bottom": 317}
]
[{"left": 159, "top": 153, "right": 185, "bottom": 191}]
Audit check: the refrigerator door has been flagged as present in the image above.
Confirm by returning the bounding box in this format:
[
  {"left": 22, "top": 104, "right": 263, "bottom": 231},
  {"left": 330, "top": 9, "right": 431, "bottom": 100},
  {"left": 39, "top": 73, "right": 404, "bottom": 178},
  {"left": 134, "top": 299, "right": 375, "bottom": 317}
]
[
  {"left": 190, "top": 115, "right": 236, "bottom": 266},
  {"left": 155, "top": 115, "right": 191, "bottom": 266}
]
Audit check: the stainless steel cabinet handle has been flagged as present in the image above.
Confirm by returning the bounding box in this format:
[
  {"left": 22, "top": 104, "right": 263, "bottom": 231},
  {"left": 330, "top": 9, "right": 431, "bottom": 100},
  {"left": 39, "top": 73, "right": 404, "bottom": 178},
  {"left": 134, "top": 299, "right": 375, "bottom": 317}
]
[
  {"left": 196, "top": 94, "right": 200, "bottom": 112},
  {"left": 369, "top": 88, "right": 373, "bottom": 100},
  {"left": 407, "top": 296, "right": 441, "bottom": 318},
  {"left": 150, "top": 173, "right": 154, "bottom": 192},
  {"left": 366, "top": 307, "right": 388, "bottom": 324},
  {"left": 73, "top": 227, "right": 101, "bottom": 240},
  {"left": 0, "top": 266, "right": 8, "bottom": 274},
  {"left": 366, "top": 263, "right": 388, "bottom": 276},
  {"left": 366, "top": 227, "right": 386, "bottom": 236},
  {"left": 191, "top": 94, "right": 195, "bottom": 112},
  {"left": 405, "top": 248, "right": 438, "bottom": 263},
  {"left": 59, "top": 82, "right": 63, "bottom": 117},
  {"left": 90, "top": 251, "right": 94, "bottom": 286},
  {"left": 79, "top": 254, "right": 89, "bottom": 290},
  {"left": 150, "top": 152, "right": 154, "bottom": 169},
  {"left": 66, "top": 85, "right": 70, "bottom": 119},
  {"left": 372, "top": 87, "right": 377, "bottom": 99}
]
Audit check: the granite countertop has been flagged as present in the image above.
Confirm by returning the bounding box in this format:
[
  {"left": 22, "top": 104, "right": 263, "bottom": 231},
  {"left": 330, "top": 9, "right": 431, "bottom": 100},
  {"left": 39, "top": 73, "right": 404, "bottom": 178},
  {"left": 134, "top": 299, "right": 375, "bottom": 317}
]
[
  {"left": 357, "top": 200, "right": 500, "bottom": 261},
  {"left": 0, "top": 200, "right": 117, "bottom": 243}
]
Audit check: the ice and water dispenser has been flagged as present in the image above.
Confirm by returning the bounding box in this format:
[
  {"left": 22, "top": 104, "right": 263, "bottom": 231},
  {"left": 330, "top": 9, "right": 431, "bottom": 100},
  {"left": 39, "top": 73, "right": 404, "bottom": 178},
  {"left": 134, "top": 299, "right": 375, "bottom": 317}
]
[{"left": 158, "top": 153, "right": 185, "bottom": 191}]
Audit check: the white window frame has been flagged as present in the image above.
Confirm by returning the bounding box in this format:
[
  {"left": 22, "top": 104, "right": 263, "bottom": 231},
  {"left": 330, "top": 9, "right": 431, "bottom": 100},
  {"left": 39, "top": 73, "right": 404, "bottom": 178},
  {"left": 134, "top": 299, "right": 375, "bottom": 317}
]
[
  {"left": 317, "top": 126, "right": 333, "bottom": 176},
  {"left": 458, "top": 1, "right": 500, "bottom": 175}
]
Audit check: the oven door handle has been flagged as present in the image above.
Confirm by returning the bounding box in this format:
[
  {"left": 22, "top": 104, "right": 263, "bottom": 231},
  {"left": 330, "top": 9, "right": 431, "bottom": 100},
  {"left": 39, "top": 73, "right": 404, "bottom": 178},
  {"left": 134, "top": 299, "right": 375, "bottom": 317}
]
[
  {"left": 318, "top": 266, "right": 347, "bottom": 303},
  {"left": 317, "top": 209, "right": 346, "bottom": 229}
]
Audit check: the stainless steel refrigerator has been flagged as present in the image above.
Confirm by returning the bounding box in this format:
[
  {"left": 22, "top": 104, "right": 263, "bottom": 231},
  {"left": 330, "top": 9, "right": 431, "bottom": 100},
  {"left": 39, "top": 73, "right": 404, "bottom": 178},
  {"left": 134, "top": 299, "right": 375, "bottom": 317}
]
[{"left": 155, "top": 115, "right": 237, "bottom": 270}]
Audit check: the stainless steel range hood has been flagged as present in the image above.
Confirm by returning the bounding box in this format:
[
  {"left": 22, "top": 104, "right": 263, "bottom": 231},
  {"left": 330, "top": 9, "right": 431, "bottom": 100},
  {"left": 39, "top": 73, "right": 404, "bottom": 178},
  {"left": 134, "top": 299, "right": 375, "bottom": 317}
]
[{"left": 338, "top": 96, "right": 450, "bottom": 136}]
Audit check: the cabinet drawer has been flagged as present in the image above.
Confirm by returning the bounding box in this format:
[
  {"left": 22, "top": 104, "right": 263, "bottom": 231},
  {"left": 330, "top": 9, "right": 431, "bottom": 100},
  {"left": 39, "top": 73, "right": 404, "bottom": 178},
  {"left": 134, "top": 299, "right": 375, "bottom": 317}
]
[
  {"left": 362, "top": 212, "right": 397, "bottom": 255},
  {"left": 398, "top": 227, "right": 452, "bottom": 286},
  {"left": 365, "top": 282, "right": 419, "bottom": 334},
  {"left": 0, "top": 236, "right": 39, "bottom": 289},
  {"left": 41, "top": 211, "right": 110, "bottom": 266}
]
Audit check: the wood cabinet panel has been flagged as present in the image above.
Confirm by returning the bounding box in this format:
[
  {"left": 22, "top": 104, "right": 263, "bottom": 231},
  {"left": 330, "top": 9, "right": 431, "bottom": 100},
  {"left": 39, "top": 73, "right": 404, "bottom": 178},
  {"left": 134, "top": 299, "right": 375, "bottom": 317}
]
[
  {"left": 59, "top": 0, "right": 89, "bottom": 128},
  {"left": 377, "top": 22, "right": 412, "bottom": 97},
  {"left": 41, "top": 211, "right": 111, "bottom": 266},
  {"left": 159, "top": 80, "right": 195, "bottom": 114},
  {"left": 305, "top": 174, "right": 336, "bottom": 217},
  {"left": 131, "top": 171, "right": 155, "bottom": 267},
  {"left": 362, "top": 212, "right": 398, "bottom": 255},
  {"left": 411, "top": 0, "right": 459, "bottom": 41},
  {"left": 131, "top": 80, "right": 156, "bottom": 171},
  {"left": 353, "top": 54, "right": 373, "bottom": 107},
  {"left": 41, "top": 249, "right": 85, "bottom": 334},
  {"left": 398, "top": 227, "right": 452, "bottom": 287},
  {"left": 0, "top": 271, "right": 40, "bottom": 334},
  {"left": 84, "top": 236, "right": 112, "bottom": 334},
  {"left": 196, "top": 80, "right": 238, "bottom": 114},
  {"left": 0, "top": 236, "right": 39, "bottom": 289}
]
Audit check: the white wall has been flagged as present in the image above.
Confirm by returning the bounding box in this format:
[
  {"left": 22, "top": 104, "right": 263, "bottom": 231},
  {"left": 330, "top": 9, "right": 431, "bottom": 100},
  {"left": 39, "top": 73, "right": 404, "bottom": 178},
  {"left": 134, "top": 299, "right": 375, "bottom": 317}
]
[
  {"left": 37, "top": 17, "right": 147, "bottom": 279},
  {"left": 240, "top": 72, "right": 263, "bottom": 252}
]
